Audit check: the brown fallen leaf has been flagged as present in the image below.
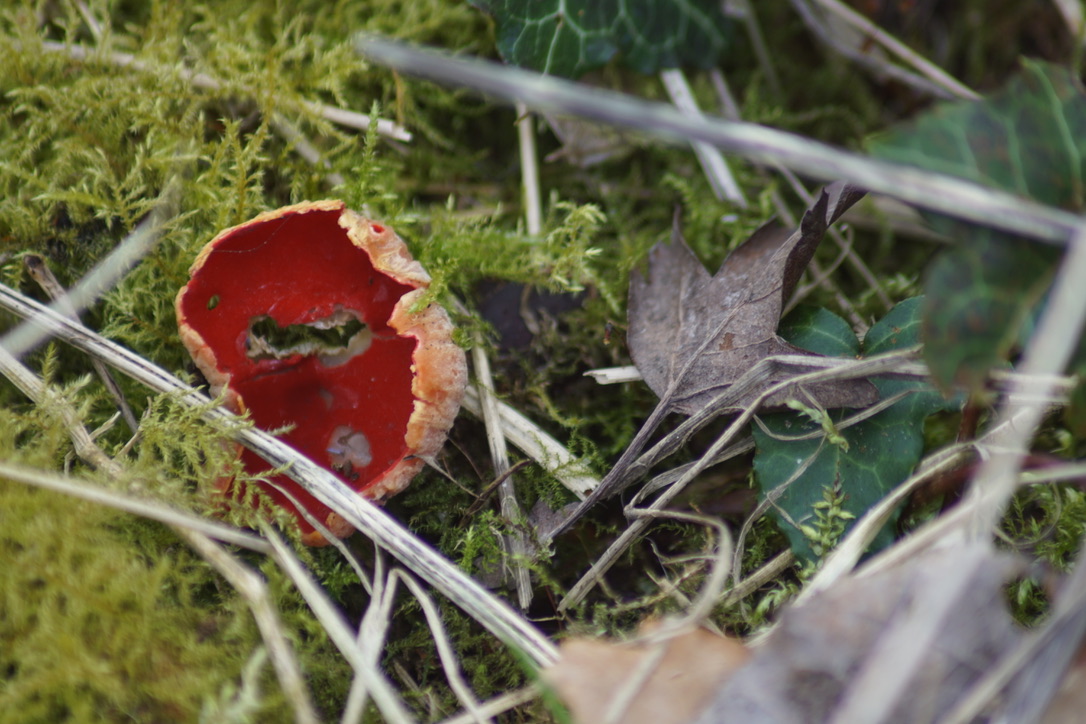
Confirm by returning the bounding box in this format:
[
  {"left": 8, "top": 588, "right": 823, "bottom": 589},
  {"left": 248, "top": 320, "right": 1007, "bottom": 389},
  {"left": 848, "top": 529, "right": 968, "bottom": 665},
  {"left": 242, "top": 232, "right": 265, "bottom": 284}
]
[
  {"left": 692, "top": 543, "right": 1026, "bottom": 724},
  {"left": 544, "top": 622, "right": 749, "bottom": 724},
  {"left": 1040, "top": 640, "right": 1086, "bottom": 724},
  {"left": 628, "top": 182, "right": 878, "bottom": 415},
  {"left": 990, "top": 546, "right": 1086, "bottom": 723}
]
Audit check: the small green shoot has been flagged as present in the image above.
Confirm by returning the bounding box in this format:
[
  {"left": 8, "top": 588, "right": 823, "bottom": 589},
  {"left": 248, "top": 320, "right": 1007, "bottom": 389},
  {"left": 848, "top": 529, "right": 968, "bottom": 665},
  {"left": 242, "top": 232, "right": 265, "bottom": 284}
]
[{"left": 785, "top": 398, "right": 849, "bottom": 452}]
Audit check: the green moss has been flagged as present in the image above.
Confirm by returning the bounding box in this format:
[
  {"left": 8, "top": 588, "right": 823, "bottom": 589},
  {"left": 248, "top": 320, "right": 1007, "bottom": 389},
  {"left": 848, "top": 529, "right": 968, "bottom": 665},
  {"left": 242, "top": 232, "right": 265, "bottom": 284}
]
[
  {"left": 0, "top": 370, "right": 357, "bottom": 720},
  {"left": 0, "top": 478, "right": 270, "bottom": 722}
]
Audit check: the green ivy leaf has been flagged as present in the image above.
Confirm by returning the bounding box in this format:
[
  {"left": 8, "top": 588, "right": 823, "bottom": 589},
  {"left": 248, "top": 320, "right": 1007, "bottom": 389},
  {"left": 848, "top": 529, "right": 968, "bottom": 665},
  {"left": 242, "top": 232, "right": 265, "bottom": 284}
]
[
  {"left": 919, "top": 234, "right": 1056, "bottom": 392},
  {"left": 1064, "top": 369, "right": 1086, "bottom": 436},
  {"left": 471, "top": 0, "right": 732, "bottom": 77},
  {"left": 869, "top": 60, "right": 1081, "bottom": 393},
  {"left": 753, "top": 298, "right": 959, "bottom": 562},
  {"left": 777, "top": 306, "right": 861, "bottom": 358}
]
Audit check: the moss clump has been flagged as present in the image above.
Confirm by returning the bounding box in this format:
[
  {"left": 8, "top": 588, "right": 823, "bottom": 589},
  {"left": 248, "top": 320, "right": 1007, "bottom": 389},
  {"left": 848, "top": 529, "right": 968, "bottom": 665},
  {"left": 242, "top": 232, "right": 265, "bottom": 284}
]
[{"left": 0, "top": 478, "right": 273, "bottom": 722}]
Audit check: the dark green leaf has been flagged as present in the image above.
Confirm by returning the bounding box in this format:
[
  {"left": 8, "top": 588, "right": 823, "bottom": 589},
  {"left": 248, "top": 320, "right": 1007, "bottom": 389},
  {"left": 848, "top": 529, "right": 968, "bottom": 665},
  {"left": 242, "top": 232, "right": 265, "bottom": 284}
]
[
  {"left": 869, "top": 60, "right": 1080, "bottom": 392},
  {"left": 471, "top": 0, "right": 732, "bottom": 77},
  {"left": 778, "top": 306, "right": 861, "bottom": 358},
  {"left": 865, "top": 297, "right": 954, "bottom": 422},
  {"left": 1065, "top": 370, "right": 1086, "bottom": 438},
  {"left": 753, "top": 298, "right": 960, "bottom": 562},
  {"left": 920, "top": 235, "right": 1056, "bottom": 391}
]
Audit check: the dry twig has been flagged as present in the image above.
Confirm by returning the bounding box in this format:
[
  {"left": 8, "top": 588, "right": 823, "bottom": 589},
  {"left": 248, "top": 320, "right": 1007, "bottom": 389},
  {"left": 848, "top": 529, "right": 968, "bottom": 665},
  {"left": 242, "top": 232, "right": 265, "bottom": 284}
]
[{"left": 471, "top": 345, "right": 533, "bottom": 609}]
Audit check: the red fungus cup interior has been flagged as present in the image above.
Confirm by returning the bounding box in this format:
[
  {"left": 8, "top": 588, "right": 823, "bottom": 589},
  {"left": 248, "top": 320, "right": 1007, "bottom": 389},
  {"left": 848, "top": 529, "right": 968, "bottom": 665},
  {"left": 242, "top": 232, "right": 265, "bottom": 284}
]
[{"left": 176, "top": 201, "right": 466, "bottom": 545}]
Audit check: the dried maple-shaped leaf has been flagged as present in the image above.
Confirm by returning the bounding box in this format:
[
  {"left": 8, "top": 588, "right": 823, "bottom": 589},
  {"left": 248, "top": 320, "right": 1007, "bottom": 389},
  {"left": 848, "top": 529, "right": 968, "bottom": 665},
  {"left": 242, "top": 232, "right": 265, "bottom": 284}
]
[{"left": 628, "top": 183, "right": 877, "bottom": 415}]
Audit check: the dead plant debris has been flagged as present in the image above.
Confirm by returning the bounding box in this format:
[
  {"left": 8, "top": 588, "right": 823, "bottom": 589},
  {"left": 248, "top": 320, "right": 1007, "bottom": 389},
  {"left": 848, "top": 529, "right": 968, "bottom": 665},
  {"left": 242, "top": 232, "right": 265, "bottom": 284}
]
[{"left": 628, "top": 183, "right": 878, "bottom": 416}]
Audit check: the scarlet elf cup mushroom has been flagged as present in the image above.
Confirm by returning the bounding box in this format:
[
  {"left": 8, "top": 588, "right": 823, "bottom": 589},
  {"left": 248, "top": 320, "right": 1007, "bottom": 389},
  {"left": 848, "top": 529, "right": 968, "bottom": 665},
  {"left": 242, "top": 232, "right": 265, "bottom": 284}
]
[{"left": 176, "top": 200, "right": 467, "bottom": 545}]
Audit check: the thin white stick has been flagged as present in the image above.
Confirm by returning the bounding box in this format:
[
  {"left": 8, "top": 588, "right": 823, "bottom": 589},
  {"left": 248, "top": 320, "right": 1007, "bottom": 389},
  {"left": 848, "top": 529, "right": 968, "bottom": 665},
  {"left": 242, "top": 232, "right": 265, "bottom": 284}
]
[
  {"left": 73, "top": 1, "right": 104, "bottom": 39},
  {"left": 181, "top": 531, "right": 321, "bottom": 724},
  {"left": 813, "top": 0, "right": 979, "bottom": 100},
  {"left": 461, "top": 386, "right": 596, "bottom": 498},
  {"left": 659, "top": 69, "right": 748, "bottom": 207},
  {"left": 355, "top": 36, "right": 1081, "bottom": 246},
  {"left": 1020, "top": 461, "right": 1086, "bottom": 484},
  {"left": 0, "top": 461, "right": 271, "bottom": 553},
  {"left": 1052, "top": 0, "right": 1085, "bottom": 38},
  {"left": 270, "top": 115, "right": 347, "bottom": 188},
  {"left": 40, "top": 41, "right": 412, "bottom": 141},
  {"left": 726, "top": 0, "right": 783, "bottom": 98},
  {"left": 436, "top": 687, "right": 539, "bottom": 724},
  {"left": 585, "top": 364, "right": 1075, "bottom": 405},
  {"left": 583, "top": 366, "right": 642, "bottom": 385},
  {"left": 720, "top": 550, "right": 794, "bottom": 607},
  {"left": 789, "top": 0, "right": 964, "bottom": 100},
  {"left": 516, "top": 102, "right": 542, "bottom": 236},
  {"left": 603, "top": 643, "right": 669, "bottom": 724},
  {"left": 395, "top": 570, "right": 492, "bottom": 723},
  {"left": 472, "top": 347, "right": 533, "bottom": 609},
  {"left": 1, "top": 184, "right": 175, "bottom": 358},
  {"left": 342, "top": 551, "right": 399, "bottom": 724},
  {"left": 261, "top": 527, "right": 414, "bottom": 724}
]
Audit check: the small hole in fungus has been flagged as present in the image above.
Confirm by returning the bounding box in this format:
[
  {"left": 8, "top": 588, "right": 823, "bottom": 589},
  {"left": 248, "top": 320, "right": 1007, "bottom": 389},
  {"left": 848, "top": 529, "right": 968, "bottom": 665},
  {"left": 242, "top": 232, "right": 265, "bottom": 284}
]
[
  {"left": 371, "top": 223, "right": 384, "bottom": 234},
  {"left": 246, "top": 310, "right": 371, "bottom": 365},
  {"left": 327, "top": 425, "right": 372, "bottom": 479},
  {"left": 207, "top": 294, "right": 219, "bottom": 310}
]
